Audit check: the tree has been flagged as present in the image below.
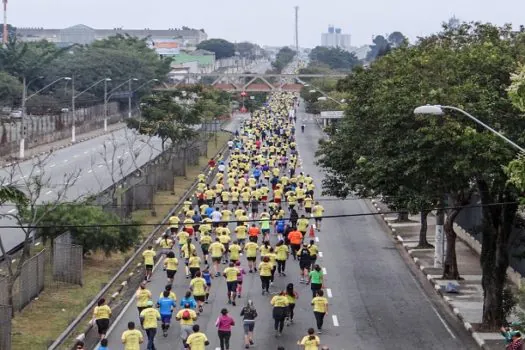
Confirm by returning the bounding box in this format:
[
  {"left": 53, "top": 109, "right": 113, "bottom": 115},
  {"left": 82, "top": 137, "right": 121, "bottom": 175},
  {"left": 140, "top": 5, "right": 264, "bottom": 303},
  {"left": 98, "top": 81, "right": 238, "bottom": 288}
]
[
  {"left": 235, "top": 42, "right": 262, "bottom": 60},
  {"left": 196, "top": 38, "right": 236, "bottom": 59},
  {"left": 318, "top": 23, "right": 525, "bottom": 327},
  {"left": 0, "top": 71, "right": 23, "bottom": 106},
  {"left": 271, "top": 47, "right": 296, "bottom": 73},
  {"left": 35, "top": 203, "right": 141, "bottom": 256},
  {"left": 309, "top": 46, "right": 360, "bottom": 71},
  {"left": 366, "top": 35, "right": 391, "bottom": 62},
  {"left": 126, "top": 90, "right": 201, "bottom": 150},
  {"left": 387, "top": 31, "right": 408, "bottom": 48}
]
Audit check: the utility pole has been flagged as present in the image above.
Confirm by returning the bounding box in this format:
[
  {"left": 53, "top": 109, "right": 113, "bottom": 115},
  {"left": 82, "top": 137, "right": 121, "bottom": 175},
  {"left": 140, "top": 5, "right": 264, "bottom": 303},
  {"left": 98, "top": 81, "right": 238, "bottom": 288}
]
[
  {"left": 71, "top": 75, "right": 76, "bottom": 143},
  {"left": 434, "top": 203, "right": 446, "bottom": 267},
  {"left": 294, "top": 6, "right": 299, "bottom": 52},
  {"left": 103, "top": 78, "right": 108, "bottom": 132},
  {"left": 128, "top": 79, "right": 132, "bottom": 119},
  {"left": 19, "top": 76, "right": 26, "bottom": 159}
]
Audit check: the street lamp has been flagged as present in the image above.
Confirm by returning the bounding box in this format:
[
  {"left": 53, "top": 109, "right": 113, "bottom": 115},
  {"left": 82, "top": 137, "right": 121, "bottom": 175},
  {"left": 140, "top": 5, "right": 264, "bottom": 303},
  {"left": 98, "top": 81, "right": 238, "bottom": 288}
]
[
  {"left": 128, "top": 78, "right": 139, "bottom": 118},
  {"left": 414, "top": 104, "right": 525, "bottom": 268},
  {"left": 414, "top": 104, "right": 525, "bottom": 153},
  {"left": 103, "top": 78, "right": 112, "bottom": 132},
  {"left": 71, "top": 77, "right": 111, "bottom": 143},
  {"left": 19, "top": 76, "right": 71, "bottom": 159}
]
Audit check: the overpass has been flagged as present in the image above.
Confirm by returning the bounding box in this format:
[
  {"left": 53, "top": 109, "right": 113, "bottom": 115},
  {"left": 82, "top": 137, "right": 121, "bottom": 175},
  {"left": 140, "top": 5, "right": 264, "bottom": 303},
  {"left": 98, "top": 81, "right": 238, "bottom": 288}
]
[{"left": 157, "top": 73, "right": 348, "bottom": 92}]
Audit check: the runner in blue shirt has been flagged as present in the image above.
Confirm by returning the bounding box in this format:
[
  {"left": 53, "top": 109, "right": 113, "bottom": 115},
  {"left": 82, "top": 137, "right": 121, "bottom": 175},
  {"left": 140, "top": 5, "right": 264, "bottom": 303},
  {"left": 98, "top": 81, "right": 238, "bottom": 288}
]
[{"left": 157, "top": 291, "right": 176, "bottom": 337}]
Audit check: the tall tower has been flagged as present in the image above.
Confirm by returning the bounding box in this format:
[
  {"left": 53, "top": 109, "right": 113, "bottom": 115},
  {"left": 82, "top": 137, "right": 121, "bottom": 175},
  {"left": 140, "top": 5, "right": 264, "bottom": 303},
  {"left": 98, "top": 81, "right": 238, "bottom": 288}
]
[
  {"left": 294, "top": 6, "right": 299, "bottom": 52},
  {"left": 2, "top": 0, "right": 7, "bottom": 45}
]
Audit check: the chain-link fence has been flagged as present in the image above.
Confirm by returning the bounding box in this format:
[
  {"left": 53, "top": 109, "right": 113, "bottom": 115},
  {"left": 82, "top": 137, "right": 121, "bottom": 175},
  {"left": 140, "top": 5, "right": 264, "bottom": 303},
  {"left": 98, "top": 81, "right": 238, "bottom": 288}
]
[
  {"left": 16, "top": 250, "right": 45, "bottom": 311},
  {"left": 0, "top": 304, "right": 11, "bottom": 350},
  {"left": 53, "top": 232, "right": 83, "bottom": 286}
]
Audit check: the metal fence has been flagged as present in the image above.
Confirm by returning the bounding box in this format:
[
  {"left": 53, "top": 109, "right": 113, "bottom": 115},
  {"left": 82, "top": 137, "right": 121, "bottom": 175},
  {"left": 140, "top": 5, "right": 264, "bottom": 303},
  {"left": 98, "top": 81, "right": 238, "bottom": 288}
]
[
  {"left": 53, "top": 232, "right": 83, "bottom": 286},
  {"left": 94, "top": 140, "right": 206, "bottom": 218},
  {"left": 0, "top": 304, "right": 11, "bottom": 350}
]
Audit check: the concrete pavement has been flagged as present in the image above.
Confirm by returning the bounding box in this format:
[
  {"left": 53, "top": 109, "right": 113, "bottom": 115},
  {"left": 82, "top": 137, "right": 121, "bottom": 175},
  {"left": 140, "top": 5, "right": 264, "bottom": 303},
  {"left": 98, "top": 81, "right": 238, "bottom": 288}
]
[
  {"left": 0, "top": 126, "right": 164, "bottom": 253},
  {"left": 370, "top": 200, "right": 514, "bottom": 349},
  {"left": 100, "top": 106, "right": 477, "bottom": 349}
]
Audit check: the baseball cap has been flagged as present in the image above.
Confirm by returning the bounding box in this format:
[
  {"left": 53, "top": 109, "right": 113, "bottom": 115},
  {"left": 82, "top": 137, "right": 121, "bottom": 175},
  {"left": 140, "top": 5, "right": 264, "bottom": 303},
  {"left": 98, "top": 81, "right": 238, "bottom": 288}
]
[{"left": 146, "top": 300, "right": 153, "bottom": 307}]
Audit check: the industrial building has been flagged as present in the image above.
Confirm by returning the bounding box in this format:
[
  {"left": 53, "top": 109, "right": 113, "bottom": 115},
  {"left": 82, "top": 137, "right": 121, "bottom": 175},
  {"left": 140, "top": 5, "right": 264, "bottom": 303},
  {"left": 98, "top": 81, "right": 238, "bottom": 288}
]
[{"left": 321, "top": 25, "right": 351, "bottom": 50}]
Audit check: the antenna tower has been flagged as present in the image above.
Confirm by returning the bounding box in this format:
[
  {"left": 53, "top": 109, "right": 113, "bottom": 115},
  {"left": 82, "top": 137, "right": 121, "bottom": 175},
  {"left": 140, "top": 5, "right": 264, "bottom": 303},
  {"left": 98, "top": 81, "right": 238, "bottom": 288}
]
[
  {"left": 294, "top": 6, "right": 299, "bottom": 52},
  {"left": 2, "top": 0, "right": 7, "bottom": 45}
]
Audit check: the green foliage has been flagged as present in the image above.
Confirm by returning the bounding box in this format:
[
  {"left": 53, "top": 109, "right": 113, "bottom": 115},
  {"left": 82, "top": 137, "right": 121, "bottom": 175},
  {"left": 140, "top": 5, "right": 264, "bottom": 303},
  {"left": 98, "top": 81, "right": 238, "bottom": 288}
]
[
  {"left": 235, "top": 42, "right": 262, "bottom": 60},
  {"left": 35, "top": 203, "right": 141, "bottom": 256},
  {"left": 309, "top": 46, "right": 360, "bottom": 71},
  {"left": 0, "top": 184, "right": 28, "bottom": 208},
  {"left": 0, "top": 71, "right": 23, "bottom": 106},
  {"left": 197, "top": 38, "right": 235, "bottom": 59},
  {"left": 387, "top": 31, "right": 408, "bottom": 48},
  {"left": 366, "top": 35, "right": 391, "bottom": 62},
  {"left": 272, "top": 47, "right": 296, "bottom": 73}
]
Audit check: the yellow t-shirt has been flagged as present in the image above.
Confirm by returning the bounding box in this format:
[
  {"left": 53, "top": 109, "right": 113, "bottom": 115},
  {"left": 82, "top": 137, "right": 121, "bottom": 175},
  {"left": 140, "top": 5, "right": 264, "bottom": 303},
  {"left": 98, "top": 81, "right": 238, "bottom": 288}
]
[
  {"left": 258, "top": 262, "right": 273, "bottom": 277},
  {"left": 300, "top": 335, "right": 320, "bottom": 350},
  {"left": 311, "top": 296, "right": 328, "bottom": 313},
  {"left": 235, "top": 225, "right": 247, "bottom": 239},
  {"left": 244, "top": 242, "right": 258, "bottom": 257},
  {"left": 223, "top": 267, "right": 239, "bottom": 282},
  {"left": 275, "top": 245, "right": 288, "bottom": 260},
  {"left": 189, "top": 256, "right": 201, "bottom": 268},
  {"left": 168, "top": 216, "right": 180, "bottom": 227},
  {"left": 140, "top": 308, "right": 161, "bottom": 329},
  {"left": 164, "top": 257, "right": 178, "bottom": 271},
  {"left": 229, "top": 244, "right": 241, "bottom": 260},
  {"left": 176, "top": 308, "right": 197, "bottom": 325},
  {"left": 177, "top": 231, "right": 189, "bottom": 245},
  {"left": 313, "top": 205, "right": 324, "bottom": 217},
  {"left": 136, "top": 288, "right": 151, "bottom": 307},
  {"left": 270, "top": 295, "right": 289, "bottom": 307},
  {"left": 93, "top": 305, "right": 111, "bottom": 320},
  {"left": 190, "top": 277, "right": 207, "bottom": 296},
  {"left": 200, "top": 234, "right": 212, "bottom": 245},
  {"left": 159, "top": 238, "right": 173, "bottom": 249},
  {"left": 142, "top": 250, "right": 156, "bottom": 265},
  {"left": 297, "top": 218, "right": 309, "bottom": 232},
  {"left": 222, "top": 209, "right": 232, "bottom": 221},
  {"left": 121, "top": 329, "right": 143, "bottom": 350},
  {"left": 186, "top": 332, "right": 209, "bottom": 350},
  {"left": 209, "top": 242, "right": 225, "bottom": 257}
]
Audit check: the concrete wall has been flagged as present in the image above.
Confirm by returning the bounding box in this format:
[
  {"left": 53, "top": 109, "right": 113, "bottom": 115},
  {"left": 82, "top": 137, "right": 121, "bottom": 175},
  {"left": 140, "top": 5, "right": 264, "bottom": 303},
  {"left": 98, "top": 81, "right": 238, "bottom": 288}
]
[{"left": 0, "top": 102, "right": 120, "bottom": 157}]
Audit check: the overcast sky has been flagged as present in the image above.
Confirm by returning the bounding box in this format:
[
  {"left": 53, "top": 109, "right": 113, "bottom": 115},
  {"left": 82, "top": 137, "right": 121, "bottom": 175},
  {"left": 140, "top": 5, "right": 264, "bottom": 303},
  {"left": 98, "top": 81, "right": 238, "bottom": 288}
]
[{"left": 8, "top": 0, "right": 525, "bottom": 48}]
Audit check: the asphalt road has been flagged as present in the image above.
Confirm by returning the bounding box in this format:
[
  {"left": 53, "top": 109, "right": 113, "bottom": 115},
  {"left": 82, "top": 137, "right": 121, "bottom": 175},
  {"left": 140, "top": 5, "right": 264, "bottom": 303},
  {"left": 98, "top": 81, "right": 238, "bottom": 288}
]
[
  {"left": 0, "top": 127, "right": 165, "bottom": 253},
  {"left": 101, "top": 108, "right": 478, "bottom": 350}
]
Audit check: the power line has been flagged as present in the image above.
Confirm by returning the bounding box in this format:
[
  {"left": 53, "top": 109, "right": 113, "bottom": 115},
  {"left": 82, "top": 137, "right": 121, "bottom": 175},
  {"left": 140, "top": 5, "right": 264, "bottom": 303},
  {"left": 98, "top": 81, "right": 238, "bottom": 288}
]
[{"left": 0, "top": 200, "right": 516, "bottom": 229}]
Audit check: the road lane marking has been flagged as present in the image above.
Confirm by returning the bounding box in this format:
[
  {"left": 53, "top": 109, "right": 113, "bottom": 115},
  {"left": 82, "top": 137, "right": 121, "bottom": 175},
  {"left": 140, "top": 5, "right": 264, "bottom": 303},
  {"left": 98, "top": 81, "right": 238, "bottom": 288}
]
[
  {"left": 332, "top": 315, "right": 339, "bottom": 327},
  {"left": 326, "top": 288, "right": 333, "bottom": 298},
  {"left": 315, "top": 236, "right": 319, "bottom": 242},
  {"left": 50, "top": 164, "right": 56, "bottom": 168},
  {"left": 322, "top": 267, "right": 327, "bottom": 274},
  {"left": 84, "top": 151, "right": 88, "bottom": 154},
  {"left": 98, "top": 164, "right": 103, "bottom": 168},
  {"left": 64, "top": 159, "right": 68, "bottom": 163},
  {"left": 318, "top": 251, "right": 323, "bottom": 258},
  {"left": 45, "top": 190, "right": 52, "bottom": 195},
  {"left": 73, "top": 155, "right": 78, "bottom": 158},
  {"left": 88, "top": 169, "right": 93, "bottom": 173},
  {"left": 7, "top": 209, "right": 15, "bottom": 213}
]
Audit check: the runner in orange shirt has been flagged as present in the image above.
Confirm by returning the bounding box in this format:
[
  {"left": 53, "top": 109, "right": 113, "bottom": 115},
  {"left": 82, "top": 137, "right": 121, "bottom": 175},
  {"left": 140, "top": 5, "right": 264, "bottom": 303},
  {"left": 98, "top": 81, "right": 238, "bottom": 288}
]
[
  {"left": 287, "top": 228, "right": 303, "bottom": 260},
  {"left": 248, "top": 224, "right": 260, "bottom": 243}
]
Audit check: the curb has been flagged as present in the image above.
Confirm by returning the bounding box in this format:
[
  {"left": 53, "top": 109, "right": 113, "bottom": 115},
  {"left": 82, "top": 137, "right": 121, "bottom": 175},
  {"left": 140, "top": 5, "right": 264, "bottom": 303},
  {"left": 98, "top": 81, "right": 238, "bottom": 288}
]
[
  {"left": 370, "top": 198, "right": 488, "bottom": 349},
  {"left": 0, "top": 124, "right": 126, "bottom": 169}
]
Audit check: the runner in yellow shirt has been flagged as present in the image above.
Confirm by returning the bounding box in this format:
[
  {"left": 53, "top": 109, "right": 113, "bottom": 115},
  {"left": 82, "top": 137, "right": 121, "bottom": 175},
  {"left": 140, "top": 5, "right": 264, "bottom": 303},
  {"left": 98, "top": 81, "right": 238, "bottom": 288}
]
[
  {"left": 121, "top": 321, "right": 144, "bottom": 350},
  {"left": 142, "top": 246, "right": 156, "bottom": 281}
]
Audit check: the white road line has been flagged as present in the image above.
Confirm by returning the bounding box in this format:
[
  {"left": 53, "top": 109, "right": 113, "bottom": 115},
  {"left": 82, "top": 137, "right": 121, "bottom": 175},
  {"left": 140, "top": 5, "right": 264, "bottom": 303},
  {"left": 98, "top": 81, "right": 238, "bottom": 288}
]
[
  {"left": 88, "top": 169, "right": 93, "bottom": 173},
  {"left": 318, "top": 251, "right": 323, "bottom": 258},
  {"left": 50, "top": 164, "right": 56, "bottom": 168},
  {"left": 332, "top": 314, "right": 339, "bottom": 327},
  {"left": 322, "top": 267, "right": 327, "bottom": 274},
  {"left": 326, "top": 288, "right": 333, "bottom": 298},
  {"left": 98, "top": 164, "right": 103, "bottom": 168},
  {"left": 84, "top": 151, "right": 88, "bottom": 154},
  {"left": 315, "top": 236, "right": 319, "bottom": 242},
  {"left": 73, "top": 155, "right": 79, "bottom": 158},
  {"left": 7, "top": 209, "right": 15, "bottom": 213},
  {"left": 45, "top": 190, "right": 52, "bottom": 195},
  {"left": 64, "top": 159, "right": 68, "bottom": 163}
]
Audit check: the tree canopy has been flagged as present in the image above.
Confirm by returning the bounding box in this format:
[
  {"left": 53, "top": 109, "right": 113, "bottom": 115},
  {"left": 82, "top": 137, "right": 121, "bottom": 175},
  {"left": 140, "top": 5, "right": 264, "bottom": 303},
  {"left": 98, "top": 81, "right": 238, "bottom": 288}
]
[
  {"left": 197, "top": 38, "right": 236, "bottom": 59},
  {"left": 271, "top": 46, "right": 296, "bottom": 73},
  {"left": 309, "top": 46, "right": 360, "bottom": 71},
  {"left": 317, "top": 21, "right": 525, "bottom": 328}
]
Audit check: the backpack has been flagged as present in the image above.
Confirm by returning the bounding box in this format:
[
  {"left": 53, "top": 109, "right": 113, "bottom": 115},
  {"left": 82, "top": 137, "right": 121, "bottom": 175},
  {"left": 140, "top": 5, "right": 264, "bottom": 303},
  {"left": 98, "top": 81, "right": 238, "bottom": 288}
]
[
  {"left": 300, "top": 248, "right": 310, "bottom": 260},
  {"left": 244, "top": 307, "right": 257, "bottom": 320},
  {"left": 182, "top": 310, "right": 191, "bottom": 320}
]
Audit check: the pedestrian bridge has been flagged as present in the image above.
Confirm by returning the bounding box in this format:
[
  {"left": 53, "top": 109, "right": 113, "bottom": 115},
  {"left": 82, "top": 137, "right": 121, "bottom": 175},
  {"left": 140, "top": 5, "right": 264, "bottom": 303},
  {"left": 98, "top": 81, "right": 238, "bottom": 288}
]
[{"left": 157, "top": 73, "right": 348, "bottom": 93}]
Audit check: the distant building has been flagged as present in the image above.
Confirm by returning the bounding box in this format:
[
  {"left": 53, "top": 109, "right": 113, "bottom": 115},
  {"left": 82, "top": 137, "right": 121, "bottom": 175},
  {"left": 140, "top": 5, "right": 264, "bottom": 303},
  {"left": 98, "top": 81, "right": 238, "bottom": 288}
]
[
  {"left": 15, "top": 25, "right": 207, "bottom": 47},
  {"left": 321, "top": 26, "right": 351, "bottom": 50},
  {"left": 169, "top": 49, "right": 216, "bottom": 81}
]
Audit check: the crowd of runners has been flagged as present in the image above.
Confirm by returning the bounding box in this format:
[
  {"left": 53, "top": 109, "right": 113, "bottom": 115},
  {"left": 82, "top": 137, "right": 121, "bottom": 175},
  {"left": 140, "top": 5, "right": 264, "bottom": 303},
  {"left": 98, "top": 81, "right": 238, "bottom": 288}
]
[{"left": 90, "top": 92, "right": 330, "bottom": 350}]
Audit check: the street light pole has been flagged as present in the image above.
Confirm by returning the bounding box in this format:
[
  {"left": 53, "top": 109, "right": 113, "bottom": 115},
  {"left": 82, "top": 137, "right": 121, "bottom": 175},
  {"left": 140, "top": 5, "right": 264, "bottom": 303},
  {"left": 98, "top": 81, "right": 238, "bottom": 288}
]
[
  {"left": 20, "top": 76, "right": 27, "bottom": 159},
  {"left": 71, "top": 75, "right": 76, "bottom": 143},
  {"left": 104, "top": 78, "right": 110, "bottom": 132}
]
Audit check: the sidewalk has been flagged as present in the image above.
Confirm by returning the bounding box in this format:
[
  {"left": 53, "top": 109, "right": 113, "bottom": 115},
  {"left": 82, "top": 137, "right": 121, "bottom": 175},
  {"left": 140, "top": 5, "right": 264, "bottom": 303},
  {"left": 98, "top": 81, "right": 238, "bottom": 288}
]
[
  {"left": 370, "top": 199, "right": 511, "bottom": 349},
  {"left": 0, "top": 122, "right": 126, "bottom": 167}
]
